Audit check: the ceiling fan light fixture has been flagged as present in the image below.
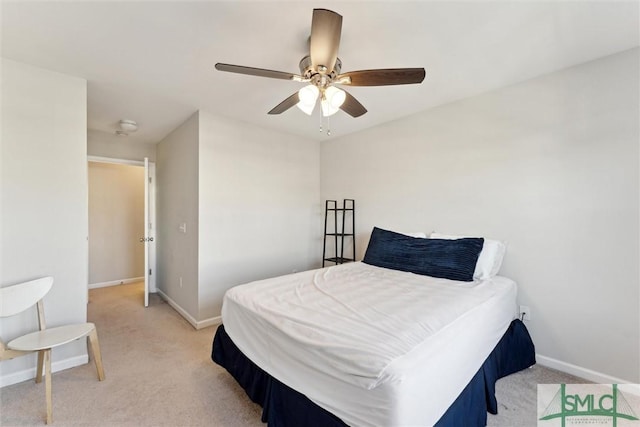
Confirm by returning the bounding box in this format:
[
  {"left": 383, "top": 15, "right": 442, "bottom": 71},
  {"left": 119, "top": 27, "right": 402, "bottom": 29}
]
[
  {"left": 296, "top": 85, "right": 319, "bottom": 115},
  {"left": 321, "top": 86, "right": 346, "bottom": 117},
  {"left": 215, "top": 8, "right": 425, "bottom": 127}
]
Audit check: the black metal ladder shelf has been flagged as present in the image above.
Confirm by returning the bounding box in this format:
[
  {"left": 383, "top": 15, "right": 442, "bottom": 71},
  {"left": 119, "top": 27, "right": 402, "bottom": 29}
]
[{"left": 322, "top": 199, "right": 355, "bottom": 267}]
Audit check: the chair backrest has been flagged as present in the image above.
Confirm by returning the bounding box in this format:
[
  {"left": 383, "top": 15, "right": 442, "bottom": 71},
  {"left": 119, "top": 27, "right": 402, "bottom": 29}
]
[{"left": 0, "top": 277, "right": 53, "bottom": 318}]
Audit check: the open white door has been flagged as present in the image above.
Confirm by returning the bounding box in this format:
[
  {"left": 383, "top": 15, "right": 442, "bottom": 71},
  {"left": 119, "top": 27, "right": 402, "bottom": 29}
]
[
  {"left": 141, "top": 157, "right": 156, "bottom": 307},
  {"left": 143, "top": 157, "right": 150, "bottom": 307},
  {"left": 142, "top": 158, "right": 156, "bottom": 307},
  {"left": 148, "top": 162, "right": 156, "bottom": 297}
]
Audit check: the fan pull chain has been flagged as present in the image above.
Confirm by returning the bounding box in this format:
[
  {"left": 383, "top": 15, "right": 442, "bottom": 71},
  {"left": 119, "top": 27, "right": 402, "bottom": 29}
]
[{"left": 318, "top": 108, "right": 332, "bottom": 136}]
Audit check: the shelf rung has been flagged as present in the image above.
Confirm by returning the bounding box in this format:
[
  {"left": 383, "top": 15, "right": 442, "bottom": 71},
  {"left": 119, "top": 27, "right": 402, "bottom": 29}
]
[{"left": 324, "top": 257, "right": 355, "bottom": 263}]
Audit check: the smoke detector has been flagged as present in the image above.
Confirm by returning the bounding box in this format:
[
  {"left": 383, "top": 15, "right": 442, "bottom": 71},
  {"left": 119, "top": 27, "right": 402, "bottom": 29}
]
[{"left": 115, "top": 119, "right": 138, "bottom": 136}]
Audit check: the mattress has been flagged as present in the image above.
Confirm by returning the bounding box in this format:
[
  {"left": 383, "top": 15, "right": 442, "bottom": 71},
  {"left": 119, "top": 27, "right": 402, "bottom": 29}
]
[{"left": 222, "top": 262, "right": 518, "bottom": 427}]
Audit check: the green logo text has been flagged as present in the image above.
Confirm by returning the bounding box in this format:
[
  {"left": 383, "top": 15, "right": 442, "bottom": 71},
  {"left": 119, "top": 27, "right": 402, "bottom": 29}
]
[{"left": 540, "top": 384, "right": 638, "bottom": 427}]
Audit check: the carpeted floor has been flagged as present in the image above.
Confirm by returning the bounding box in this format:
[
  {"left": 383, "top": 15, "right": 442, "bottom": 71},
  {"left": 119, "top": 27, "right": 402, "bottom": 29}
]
[{"left": 1, "top": 282, "right": 587, "bottom": 426}]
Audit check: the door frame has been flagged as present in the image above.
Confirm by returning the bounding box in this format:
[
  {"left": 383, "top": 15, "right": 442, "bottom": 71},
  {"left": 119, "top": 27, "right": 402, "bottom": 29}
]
[{"left": 87, "top": 155, "right": 157, "bottom": 300}]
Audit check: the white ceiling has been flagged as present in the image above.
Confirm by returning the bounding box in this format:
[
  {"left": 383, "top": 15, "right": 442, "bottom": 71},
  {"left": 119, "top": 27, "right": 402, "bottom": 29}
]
[{"left": 2, "top": 1, "right": 638, "bottom": 143}]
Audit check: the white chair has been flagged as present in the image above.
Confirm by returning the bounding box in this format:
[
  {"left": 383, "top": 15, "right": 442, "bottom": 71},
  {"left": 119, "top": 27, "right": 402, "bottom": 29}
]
[{"left": 0, "top": 276, "right": 105, "bottom": 424}]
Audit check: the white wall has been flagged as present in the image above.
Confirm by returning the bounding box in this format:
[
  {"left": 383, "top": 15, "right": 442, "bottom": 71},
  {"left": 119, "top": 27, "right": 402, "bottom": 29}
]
[
  {"left": 320, "top": 48, "right": 639, "bottom": 382},
  {"left": 198, "top": 111, "right": 321, "bottom": 321},
  {"left": 88, "top": 129, "right": 156, "bottom": 162},
  {"left": 156, "top": 112, "right": 200, "bottom": 319},
  {"left": 88, "top": 162, "right": 145, "bottom": 285},
  {"left": 157, "top": 110, "right": 321, "bottom": 326},
  {"left": 1, "top": 59, "right": 89, "bottom": 385}
]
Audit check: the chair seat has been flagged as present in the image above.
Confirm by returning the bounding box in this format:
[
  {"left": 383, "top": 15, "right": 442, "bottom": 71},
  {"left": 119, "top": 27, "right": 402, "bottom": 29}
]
[{"left": 8, "top": 323, "right": 96, "bottom": 351}]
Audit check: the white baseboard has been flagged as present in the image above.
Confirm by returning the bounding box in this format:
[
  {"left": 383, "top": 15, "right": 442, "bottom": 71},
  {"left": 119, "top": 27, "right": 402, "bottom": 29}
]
[
  {"left": 536, "top": 354, "right": 632, "bottom": 384},
  {"left": 89, "top": 277, "right": 144, "bottom": 289},
  {"left": 0, "top": 354, "right": 88, "bottom": 388},
  {"left": 197, "top": 315, "right": 222, "bottom": 329},
  {"left": 156, "top": 289, "right": 221, "bottom": 330}
]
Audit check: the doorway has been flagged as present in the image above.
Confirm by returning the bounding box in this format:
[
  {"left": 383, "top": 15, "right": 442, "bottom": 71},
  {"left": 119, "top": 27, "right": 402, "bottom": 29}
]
[{"left": 87, "top": 156, "right": 156, "bottom": 306}]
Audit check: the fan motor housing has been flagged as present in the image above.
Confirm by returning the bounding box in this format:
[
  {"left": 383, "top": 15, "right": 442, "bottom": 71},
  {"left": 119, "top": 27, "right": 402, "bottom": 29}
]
[{"left": 299, "top": 55, "right": 342, "bottom": 82}]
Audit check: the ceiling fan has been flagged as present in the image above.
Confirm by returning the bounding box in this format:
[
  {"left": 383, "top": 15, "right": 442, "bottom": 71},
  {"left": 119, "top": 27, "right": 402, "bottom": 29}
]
[{"left": 215, "top": 8, "right": 426, "bottom": 121}]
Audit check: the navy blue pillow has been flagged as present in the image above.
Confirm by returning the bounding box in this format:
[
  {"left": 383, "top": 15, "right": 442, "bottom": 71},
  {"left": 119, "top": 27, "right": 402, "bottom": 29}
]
[{"left": 362, "top": 227, "right": 484, "bottom": 282}]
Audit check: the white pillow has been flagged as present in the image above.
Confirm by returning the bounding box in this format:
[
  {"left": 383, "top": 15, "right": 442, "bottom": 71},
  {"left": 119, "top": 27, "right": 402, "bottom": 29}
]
[
  {"left": 429, "top": 232, "right": 506, "bottom": 279},
  {"left": 401, "top": 231, "right": 427, "bottom": 238}
]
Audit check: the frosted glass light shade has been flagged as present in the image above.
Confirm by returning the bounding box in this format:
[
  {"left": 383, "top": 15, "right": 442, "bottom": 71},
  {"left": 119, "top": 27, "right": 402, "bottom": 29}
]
[
  {"left": 296, "top": 85, "right": 319, "bottom": 115},
  {"left": 119, "top": 120, "right": 138, "bottom": 132},
  {"left": 321, "top": 86, "right": 346, "bottom": 117}
]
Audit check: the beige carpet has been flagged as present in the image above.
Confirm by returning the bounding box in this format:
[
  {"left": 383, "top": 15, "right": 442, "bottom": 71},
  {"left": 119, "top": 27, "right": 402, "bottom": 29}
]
[{"left": 1, "top": 282, "right": 585, "bottom": 426}]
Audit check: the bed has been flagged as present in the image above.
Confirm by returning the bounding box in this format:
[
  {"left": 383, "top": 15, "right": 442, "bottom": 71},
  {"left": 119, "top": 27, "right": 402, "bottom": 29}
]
[{"left": 211, "top": 228, "right": 535, "bottom": 426}]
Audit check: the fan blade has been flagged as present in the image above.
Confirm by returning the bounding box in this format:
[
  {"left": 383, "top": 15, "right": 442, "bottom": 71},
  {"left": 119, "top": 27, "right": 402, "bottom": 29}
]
[
  {"left": 215, "top": 63, "right": 299, "bottom": 81},
  {"left": 337, "top": 68, "right": 426, "bottom": 86},
  {"left": 268, "top": 93, "right": 300, "bottom": 115},
  {"left": 310, "top": 9, "right": 342, "bottom": 73},
  {"left": 340, "top": 90, "right": 367, "bottom": 118}
]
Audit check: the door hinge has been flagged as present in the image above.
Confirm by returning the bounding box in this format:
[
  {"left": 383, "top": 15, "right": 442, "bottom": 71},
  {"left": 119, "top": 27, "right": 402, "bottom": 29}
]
[
  {"left": 148, "top": 177, "right": 152, "bottom": 184},
  {"left": 149, "top": 269, "right": 152, "bottom": 275}
]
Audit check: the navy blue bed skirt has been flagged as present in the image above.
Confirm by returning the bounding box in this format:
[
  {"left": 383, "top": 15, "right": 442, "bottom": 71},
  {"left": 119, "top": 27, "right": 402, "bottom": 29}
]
[{"left": 212, "top": 320, "right": 535, "bottom": 427}]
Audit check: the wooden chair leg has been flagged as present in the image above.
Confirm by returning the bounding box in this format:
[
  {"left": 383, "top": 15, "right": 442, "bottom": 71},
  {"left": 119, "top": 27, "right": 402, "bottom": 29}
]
[
  {"left": 36, "top": 350, "right": 45, "bottom": 384},
  {"left": 44, "top": 349, "right": 52, "bottom": 424},
  {"left": 88, "top": 328, "right": 105, "bottom": 381}
]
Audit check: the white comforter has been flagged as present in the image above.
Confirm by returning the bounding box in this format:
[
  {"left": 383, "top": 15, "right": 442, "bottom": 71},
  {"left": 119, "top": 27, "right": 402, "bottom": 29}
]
[{"left": 222, "top": 262, "right": 517, "bottom": 426}]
